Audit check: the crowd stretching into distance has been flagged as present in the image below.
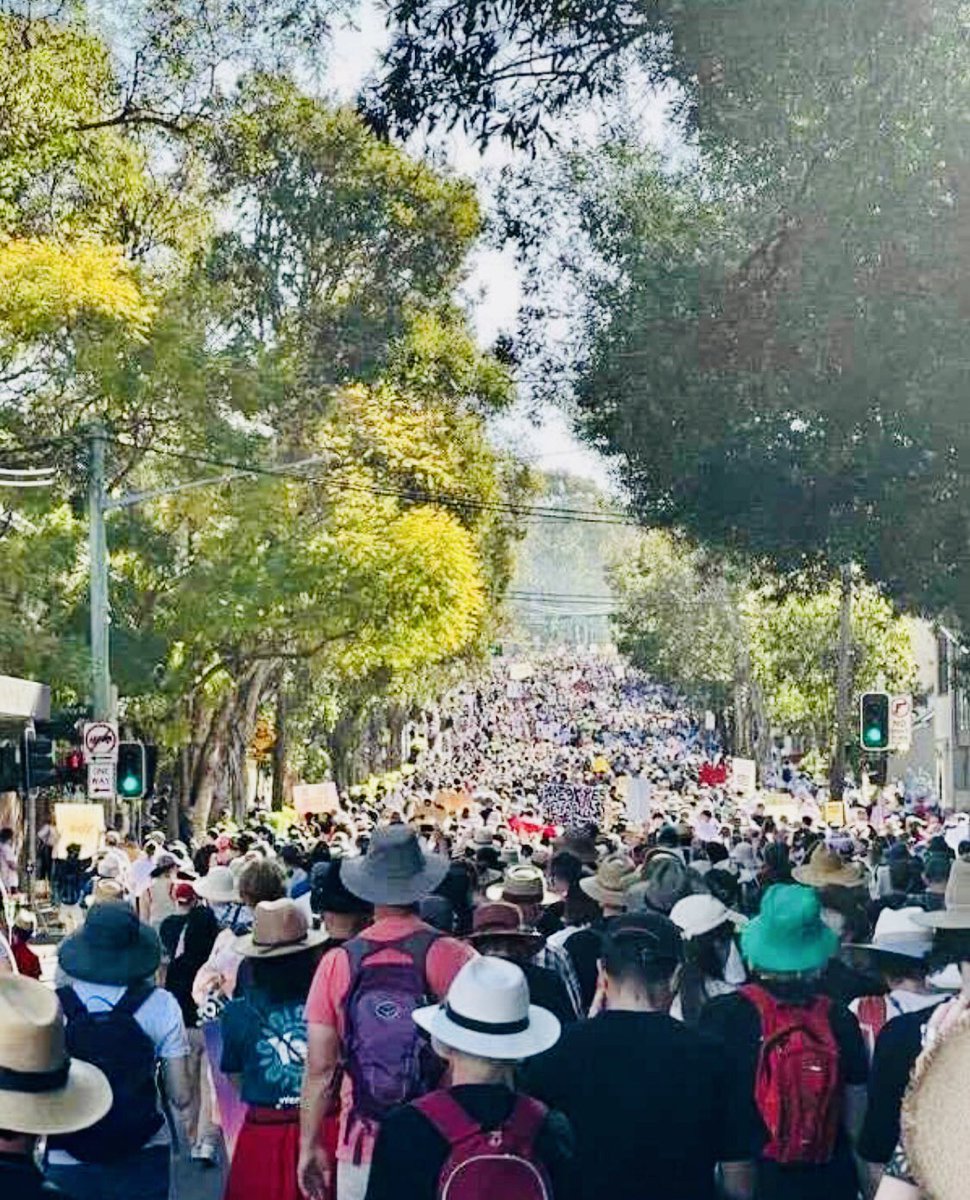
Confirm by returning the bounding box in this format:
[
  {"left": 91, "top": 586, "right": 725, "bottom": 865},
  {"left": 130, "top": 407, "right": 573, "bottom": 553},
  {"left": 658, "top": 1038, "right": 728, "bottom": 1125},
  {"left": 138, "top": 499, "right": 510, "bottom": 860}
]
[{"left": 0, "top": 655, "right": 968, "bottom": 1200}]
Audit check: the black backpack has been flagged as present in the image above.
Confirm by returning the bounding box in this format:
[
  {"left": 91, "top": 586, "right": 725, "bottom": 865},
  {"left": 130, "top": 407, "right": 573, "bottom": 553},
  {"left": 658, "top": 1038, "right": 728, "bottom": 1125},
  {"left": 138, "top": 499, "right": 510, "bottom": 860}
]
[{"left": 52, "top": 985, "right": 164, "bottom": 1162}]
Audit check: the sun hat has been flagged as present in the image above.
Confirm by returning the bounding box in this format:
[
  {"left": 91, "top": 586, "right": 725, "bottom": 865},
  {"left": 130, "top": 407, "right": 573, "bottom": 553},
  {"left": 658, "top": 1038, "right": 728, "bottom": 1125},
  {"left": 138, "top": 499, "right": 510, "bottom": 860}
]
[
  {"left": 96, "top": 857, "right": 121, "bottom": 881},
  {"left": 13, "top": 910, "right": 36, "bottom": 934},
  {"left": 670, "top": 893, "right": 747, "bottom": 940},
  {"left": 192, "top": 865, "right": 240, "bottom": 904},
  {"left": 913, "top": 859, "right": 970, "bottom": 929},
  {"left": 90, "top": 879, "right": 126, "bottom": 904},
  {"left": 900, "top": 1006, "right": 970, "bottom": 1200},
  {"left": 342, "top": 825, "right": 448, "bottom": 906},
  {"left": 472, "top": 828, "right": 495, "bottom": 848},
  {"left": 846, "top": 906, "right": 933, "bottom": 961},
  {"left": 469, "top": 902, "right": 543, "bottom": 956},
  {"left": 58, "top": 900, "right": 162, "bottom": 985},
  {"left": 235, "top": 899, "right": 329, "bottom": 959},
  {"left": 602, "top": 912, "right": 684, "bottom": 967},
  {"left": 741, "top": 884, "right": 839, "bottom": 975},
  {"left": 0, "top": 977, "right": 113, "bottom": 1135},
  {"left": 635, "top": 852, "right": 690, "bottom": 915},
  {"left": 412, "top": 956, "right": 560, "bottom": 1062},
  {"left": 579, "top": 855, "right": 639, "bottom": 909},
  {"left": 792, "top": 844, "right": 864, "bottom": 889},
  {"left": 485, "top": 865, "right": 557, "bottom": 906},
  {"left": 309, "top": 861, "right": 373, "bottom": 917}
]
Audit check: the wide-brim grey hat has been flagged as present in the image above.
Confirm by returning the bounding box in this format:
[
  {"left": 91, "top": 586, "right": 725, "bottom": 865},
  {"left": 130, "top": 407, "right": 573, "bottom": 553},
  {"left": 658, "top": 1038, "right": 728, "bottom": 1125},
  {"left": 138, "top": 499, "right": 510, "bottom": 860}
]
[
  {"left": 342, "top": 825, "right": 449, "bottom": 906},
  {"left": 58, "top": 900, "right": 161, "bottom": 984}
]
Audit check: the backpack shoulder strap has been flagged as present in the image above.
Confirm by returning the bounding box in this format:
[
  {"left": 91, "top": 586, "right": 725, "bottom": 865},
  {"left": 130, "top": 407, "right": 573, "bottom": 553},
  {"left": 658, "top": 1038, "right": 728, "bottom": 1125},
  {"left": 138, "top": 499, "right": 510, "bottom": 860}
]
[
  {"left": 413, "top": 1089, "right": 481, "bottom": 1145},
  {"left": 398, "top": 929, "right": 441, "bottom": 978},
  {"left": 505, "top": 1094, "right": 549, "bottom": 1149},
  {"left": 56, "top": 986, "right": 85, "bottom": 1021},
  {"left": 740, "top": 983, "right": 776, "bottom": 1022},
  {"left": 115, "top": 985, "right": 154, "bottom": 1019},
  {"left": 343, "top": 937, "right": 377, "bottom": 979}
]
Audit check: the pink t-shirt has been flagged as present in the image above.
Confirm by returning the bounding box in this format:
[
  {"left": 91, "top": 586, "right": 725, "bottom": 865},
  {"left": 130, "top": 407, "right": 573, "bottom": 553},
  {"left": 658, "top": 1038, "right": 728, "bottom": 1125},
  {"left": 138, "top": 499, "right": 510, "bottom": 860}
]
[{"left": 305, "top": 914, "right": 475, "bottom": 1164}]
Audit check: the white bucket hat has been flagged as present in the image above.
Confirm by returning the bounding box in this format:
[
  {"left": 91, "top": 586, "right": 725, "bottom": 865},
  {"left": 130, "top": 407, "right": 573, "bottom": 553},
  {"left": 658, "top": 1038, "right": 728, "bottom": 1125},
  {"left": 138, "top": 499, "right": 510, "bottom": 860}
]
[
  {"left": 413, "top": 957, "right": 561, "bottom": 1062},
  {"left": 192, "top": 865, "right": 240, "bottom": 904},
  {"left": 670, "top": 893, "right": 747, "bottom": 940}
]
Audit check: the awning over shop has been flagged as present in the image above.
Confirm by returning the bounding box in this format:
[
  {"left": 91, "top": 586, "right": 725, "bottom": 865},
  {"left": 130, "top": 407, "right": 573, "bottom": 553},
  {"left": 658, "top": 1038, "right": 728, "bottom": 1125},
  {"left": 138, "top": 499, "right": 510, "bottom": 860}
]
[{"left": 0, "top": 674, "right": 51, "bottom": 722}]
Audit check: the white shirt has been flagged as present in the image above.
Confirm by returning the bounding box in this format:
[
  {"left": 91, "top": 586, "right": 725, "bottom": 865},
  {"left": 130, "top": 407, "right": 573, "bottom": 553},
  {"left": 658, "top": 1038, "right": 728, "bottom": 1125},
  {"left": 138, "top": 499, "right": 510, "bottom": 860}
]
[{"left": 0, "top": 842, "right": 18, "bottom": 891}]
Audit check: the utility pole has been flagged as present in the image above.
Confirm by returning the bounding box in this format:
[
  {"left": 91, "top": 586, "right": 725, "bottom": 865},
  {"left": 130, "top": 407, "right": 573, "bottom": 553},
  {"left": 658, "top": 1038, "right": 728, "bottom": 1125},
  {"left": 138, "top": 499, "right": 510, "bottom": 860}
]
[
  {"left": 830, "top": 563, "right": 854, "bottom": 801},
  {"left": 88, "top": 424, "right": 112, "bottom": 721}
]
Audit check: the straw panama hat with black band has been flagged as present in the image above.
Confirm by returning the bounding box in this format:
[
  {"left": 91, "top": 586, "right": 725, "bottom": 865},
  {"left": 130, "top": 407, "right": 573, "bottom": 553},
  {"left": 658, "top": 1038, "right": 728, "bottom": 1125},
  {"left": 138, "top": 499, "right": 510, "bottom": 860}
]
[
  {"left": 413, "top": 956, "right": 561, "bottom": 1062},
  {"left": 0, "top": 976, "right": 112, "bottom": 1135},
  {"left": 235, "top": 898, "right": 330, "bottom": 959},
  {"left": 912, "top": 858, "right": 970, "bottom": 929}
]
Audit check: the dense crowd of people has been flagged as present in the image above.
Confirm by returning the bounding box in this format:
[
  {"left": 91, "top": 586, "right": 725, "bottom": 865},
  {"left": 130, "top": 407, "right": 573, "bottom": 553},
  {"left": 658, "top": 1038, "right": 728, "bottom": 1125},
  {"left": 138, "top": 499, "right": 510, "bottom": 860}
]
[{"left": 2, "top": 654, "right": 969, "bottom": 1200}]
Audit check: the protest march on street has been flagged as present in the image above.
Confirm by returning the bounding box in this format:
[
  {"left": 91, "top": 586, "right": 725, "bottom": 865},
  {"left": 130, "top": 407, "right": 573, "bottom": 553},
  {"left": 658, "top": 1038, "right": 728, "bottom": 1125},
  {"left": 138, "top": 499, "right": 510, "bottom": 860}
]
[{"left": 0, "top": 654, "right": 968, "bottom": 1200}]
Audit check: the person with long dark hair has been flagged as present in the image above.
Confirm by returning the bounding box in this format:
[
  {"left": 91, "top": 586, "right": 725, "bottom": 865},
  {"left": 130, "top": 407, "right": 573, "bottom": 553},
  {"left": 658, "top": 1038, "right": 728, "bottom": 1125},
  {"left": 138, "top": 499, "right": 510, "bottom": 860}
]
[{"left": 670, "top": 894, "right": 747, "bottom": 1025}]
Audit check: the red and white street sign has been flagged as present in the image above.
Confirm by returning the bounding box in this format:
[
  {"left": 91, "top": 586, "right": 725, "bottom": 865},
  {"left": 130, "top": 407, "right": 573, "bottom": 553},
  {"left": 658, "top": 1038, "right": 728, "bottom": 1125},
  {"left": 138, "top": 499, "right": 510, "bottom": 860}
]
[
  {"left": 889, "top": 694, "right": 913, "bottom": 753},
  {"left": 82, "top": 721, "right": 119, "bottom": 763}
]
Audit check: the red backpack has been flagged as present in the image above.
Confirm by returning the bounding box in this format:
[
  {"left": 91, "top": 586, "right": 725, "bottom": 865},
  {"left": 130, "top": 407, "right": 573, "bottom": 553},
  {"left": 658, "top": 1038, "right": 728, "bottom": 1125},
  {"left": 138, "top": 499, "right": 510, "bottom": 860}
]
[
  {"left": 742, "top": 983, "right": 842, "bottom": 1164},
  {"left": 414, "top": 1089, "right": 553, "bottom": 1200}
]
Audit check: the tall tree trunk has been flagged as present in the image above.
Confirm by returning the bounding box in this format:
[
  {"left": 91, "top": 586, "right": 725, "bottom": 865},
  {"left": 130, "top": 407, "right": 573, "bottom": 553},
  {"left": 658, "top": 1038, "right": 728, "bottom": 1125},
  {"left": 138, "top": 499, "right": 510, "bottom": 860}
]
[{"left": 272, "top": 687, "right": 287, "bottom": 810}]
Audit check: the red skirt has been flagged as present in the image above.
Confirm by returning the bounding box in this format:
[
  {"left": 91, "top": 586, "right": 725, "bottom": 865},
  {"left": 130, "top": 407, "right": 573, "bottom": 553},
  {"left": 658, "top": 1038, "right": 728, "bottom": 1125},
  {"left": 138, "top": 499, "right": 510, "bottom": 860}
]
[{"left": 224, "top": 1107, "right": 301, "bottom": 1200}]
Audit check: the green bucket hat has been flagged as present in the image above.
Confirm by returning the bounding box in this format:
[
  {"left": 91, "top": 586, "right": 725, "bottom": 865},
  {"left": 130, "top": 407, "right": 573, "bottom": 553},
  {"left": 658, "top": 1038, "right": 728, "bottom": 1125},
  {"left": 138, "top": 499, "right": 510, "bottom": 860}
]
[{"left": 741, "top": 884, "right": 839, "bottom": 975}]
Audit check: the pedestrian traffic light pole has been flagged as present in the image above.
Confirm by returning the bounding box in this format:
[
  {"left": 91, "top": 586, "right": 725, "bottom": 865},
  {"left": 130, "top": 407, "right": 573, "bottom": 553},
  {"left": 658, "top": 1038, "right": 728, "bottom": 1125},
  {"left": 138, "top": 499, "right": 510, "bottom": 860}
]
[
  {"left": 88, "top": 424, "right": 112, "bottom": 721},
  {"left": 830, "top": 563, "right": 854, "bottom": 802},
  {"left": 87, "top": 425, "right": 326, "bottom": 725}
]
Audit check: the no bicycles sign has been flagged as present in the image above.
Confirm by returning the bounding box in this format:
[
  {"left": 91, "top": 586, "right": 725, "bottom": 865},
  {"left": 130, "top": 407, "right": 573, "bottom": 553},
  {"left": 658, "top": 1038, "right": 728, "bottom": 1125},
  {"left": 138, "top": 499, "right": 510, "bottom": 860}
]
[{"left": 82, "top": 721, "right": 119, "bottom": 763}]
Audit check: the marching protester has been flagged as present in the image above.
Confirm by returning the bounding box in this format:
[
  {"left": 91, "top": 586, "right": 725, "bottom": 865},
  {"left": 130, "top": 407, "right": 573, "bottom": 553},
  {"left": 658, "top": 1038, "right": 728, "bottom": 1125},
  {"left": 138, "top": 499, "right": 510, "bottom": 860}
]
[
  {"left": 365, "top": 955, "right": 572, "bottom": 1200},
  {"left": 524, "top": 912, "right": 757, "bottom": 1200},
  {"left": 0, "top": 976, "right": 112, "bottom": 1199},
  {"left": 47, "top": 900, "right": 192, "bottom": 1200},
  {"left": 221, "top": 898, "right": 329, "bottom": 1200},
  {"left": 699, "top": 884, "right": 869, "bottom": 1200},
  {"left": 299, "top": 825, "right": 475, "bottom": 1200}
]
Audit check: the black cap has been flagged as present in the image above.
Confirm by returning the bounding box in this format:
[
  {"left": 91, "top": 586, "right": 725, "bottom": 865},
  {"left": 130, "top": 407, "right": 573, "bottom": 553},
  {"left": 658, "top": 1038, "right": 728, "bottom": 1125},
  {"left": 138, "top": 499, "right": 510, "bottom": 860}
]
[{"left": 604, "top": 912, "right": 683, "bottom": 965}]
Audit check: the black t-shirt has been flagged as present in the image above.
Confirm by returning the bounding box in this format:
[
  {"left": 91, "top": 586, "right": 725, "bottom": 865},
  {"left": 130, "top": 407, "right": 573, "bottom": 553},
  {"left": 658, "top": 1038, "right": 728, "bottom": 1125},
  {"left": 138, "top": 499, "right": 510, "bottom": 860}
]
[
  {"left": 0, "top": 1153, "right": 67, "bottom": 1199},
  {"left": 820, "top": 957, "right": 886, "bottom": 1008},
  {"left": 858, "top": 1002, "right": 943, "bottom": 1164},
  {"left": 561, "top": 925, "right": 604, "bottom": 1015},
  {"left": 520, "top": 960, "right": 577, "bottom": 1029},
  {"left": 523, "top": 1010, "right": 758, "bottom": 1200},
  {"left": 365, "top": 1084, "right": 575, "bottom": 1200},
  {"left": 699, "top": 989, "right": 868, "bottom": 1200}
]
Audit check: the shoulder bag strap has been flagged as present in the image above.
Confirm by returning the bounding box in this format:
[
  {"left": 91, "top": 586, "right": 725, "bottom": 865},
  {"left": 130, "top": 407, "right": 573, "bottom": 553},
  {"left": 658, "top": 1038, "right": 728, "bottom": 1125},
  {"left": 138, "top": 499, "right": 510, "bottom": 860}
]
[{"left": 413, "top": 1089, "right": 481, "bottom": 1145}]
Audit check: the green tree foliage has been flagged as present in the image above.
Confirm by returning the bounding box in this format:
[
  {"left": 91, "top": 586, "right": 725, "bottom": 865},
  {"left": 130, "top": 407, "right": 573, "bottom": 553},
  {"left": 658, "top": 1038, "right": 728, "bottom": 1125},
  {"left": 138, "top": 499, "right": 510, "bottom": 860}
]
[
  {"left": 0, "top": 12, "right": 526, "bottom": 824},
  {"left": 611, "top": 532, "right": 915, "bottom": 753}
]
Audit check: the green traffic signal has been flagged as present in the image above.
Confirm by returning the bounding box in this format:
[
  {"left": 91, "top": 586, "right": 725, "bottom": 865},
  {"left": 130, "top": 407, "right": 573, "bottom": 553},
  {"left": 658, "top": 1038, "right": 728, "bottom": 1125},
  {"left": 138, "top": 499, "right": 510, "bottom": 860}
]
[
  {"left": 859, "top": 693, "right": 890, "bottom": 751},
  {"left": 116, "top": 742, "right": 147, "bottom": 799}
]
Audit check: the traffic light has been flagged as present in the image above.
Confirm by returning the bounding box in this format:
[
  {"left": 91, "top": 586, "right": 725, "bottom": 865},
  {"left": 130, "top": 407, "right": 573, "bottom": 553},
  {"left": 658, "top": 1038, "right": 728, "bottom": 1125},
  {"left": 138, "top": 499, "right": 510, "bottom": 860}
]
[
  {"left": 60, "top": 748, "right": 85, "bottom": 787},
  {"left": 22, "top": 730, "right": 56, "bottom": 789},
  {"left": 116, "top": 741, "right": 147, "bottom": 799},
  {"left": 860, "top": 692, "right": 891, "bottom": 751}
]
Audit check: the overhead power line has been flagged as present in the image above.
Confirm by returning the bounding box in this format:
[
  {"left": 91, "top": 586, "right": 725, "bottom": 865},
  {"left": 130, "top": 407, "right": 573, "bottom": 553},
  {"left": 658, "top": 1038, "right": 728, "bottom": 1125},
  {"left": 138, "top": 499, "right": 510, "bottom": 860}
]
[{"left": 102, "top": 435, "right": 640, "bottom": 529}]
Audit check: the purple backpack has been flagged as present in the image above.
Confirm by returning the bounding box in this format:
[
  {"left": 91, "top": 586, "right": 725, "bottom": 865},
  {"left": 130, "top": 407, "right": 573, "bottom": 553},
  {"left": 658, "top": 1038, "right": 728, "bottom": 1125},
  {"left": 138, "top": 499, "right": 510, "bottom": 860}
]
[{"left": 343, "top": 930, "right": 443, "bottom": 1147}]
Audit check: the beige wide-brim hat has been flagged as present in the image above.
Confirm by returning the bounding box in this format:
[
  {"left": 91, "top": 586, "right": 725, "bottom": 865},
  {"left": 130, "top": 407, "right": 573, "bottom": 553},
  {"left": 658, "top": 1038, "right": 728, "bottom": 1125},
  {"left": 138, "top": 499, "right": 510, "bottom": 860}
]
[
  {"left": 792, "top": 844, "right": 864, "bottom": 889},
  {"left": 485, "top": 865, "right": 557, "bottom": 906},
  {"left": 901, "top": 1009, "right": 970, "bottom": 1200},
  {"left": 0, "top": 977, "right": 112, "bottom": 1135},
  {"left": 235, "top": 898, "right": 330, "bottom": 959},
  {"left": 579, "top": 855, "right": 639, "bottom": 910}
]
